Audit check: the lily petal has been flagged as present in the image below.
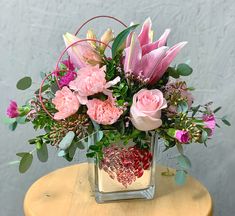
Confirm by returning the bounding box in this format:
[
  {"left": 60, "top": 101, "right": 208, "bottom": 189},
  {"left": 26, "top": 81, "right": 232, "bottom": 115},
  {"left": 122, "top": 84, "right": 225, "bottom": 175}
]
[
  {"left": 150, "top": 41, "right": 187, "bottom": 84},
  {"left": 138, "top": 17, "right": 152, "bottom": 46},
  {"left": 124, "top": 33, "right": 142, "bottom": 75},
  {"left": 141, "top": 46, "right": 168, "bottom": 79},
  {"left": 156, "top": 28, "right": 171, "bottom": 48}
]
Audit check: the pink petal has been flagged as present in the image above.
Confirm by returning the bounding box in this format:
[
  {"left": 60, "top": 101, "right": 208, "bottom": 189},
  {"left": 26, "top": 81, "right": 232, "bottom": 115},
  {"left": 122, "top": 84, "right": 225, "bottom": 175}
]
[
  {"left": 138, "top": 17, "right": 152, "bottom": 46},
  {"left": 150, "top": 41, "right": 187, "bottom": 84},
  {"left": 141, "top": 46, "right": 168, "bottom": 79},
  {"left": 124, "top": 33, "right": 142, "bottom": 75},
  {"left": 156, "top": 28, "right": 171, "bottom": 48}
]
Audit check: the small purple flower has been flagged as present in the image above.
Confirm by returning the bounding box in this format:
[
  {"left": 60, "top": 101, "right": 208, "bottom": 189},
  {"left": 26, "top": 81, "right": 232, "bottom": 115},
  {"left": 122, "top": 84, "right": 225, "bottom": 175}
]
[
  {"left": 203, "top": 114, "right": 216, "bottom": 136},
  {"left": 175, "top": 130, "right": 190, "bottom": 143},
  {"left": 59, "top": 71, "right": 77, "bottom": 88},
  {"left": 7, "top": 100, "right": 19, "bottom": 118}
]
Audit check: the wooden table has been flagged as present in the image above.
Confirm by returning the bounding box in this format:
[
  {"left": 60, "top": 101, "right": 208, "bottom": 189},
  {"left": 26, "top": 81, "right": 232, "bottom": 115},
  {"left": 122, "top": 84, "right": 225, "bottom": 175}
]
[{"left": 24, "top": 163, "right": 213, "bottom": 216}]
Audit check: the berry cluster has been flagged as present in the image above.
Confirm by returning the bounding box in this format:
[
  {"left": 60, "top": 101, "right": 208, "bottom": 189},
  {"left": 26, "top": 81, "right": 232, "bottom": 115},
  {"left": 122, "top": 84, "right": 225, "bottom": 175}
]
[{"left": 99, "top": 144, "right": 153, "bottom": 187}]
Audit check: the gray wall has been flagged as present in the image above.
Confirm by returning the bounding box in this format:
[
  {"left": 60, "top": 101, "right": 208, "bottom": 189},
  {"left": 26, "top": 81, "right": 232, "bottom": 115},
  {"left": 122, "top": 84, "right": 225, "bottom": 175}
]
[{"left": 0, "top": 0, "right": 234, "bottom": 215}]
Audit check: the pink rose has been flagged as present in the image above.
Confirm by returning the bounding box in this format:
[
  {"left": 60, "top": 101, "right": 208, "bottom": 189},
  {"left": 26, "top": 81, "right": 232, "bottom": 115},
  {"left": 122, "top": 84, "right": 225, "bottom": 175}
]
[
  {"left": 86, "top": 98, "right": 123, "bottom": 125},
  {"left": 203, "top": 114, "right": 216, "bottom": 136},
  {"left": 130, "top": 89, "right": 167, "bottom": 131},
  {"left": 52, "top": 87, "right": 80, "bottom": 120},
  {"left": 175, "top": 130, "right": 190, "bottom": 143}
]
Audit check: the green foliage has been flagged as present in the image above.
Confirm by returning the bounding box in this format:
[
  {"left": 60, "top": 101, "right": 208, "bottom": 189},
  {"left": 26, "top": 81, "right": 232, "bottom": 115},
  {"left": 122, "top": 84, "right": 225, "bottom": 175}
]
[
  {"left": 177, "top": 101, "right": 188, "bottom": 113},
  {"left": 2, "top": 117, "right": 16, "bottom": 124},
  {"left": 177, "top": 154, "right": 191, "bottom": 170},
  {"left": 36, "top": 143, "right": 48, "bottom": 162},
  {"left": 18, "top": 153, "right": 33, "bottom": 173},
  {"left": 221, "top": 116, "right": 231, "bottom": 126},
  {"left": 16, "top": 77, "right": 32, "bottom": 90},
  {"left": 58, "top": 131, "right": 75, "bottom": 150},
  {"left": 112, "top": 24, "right": 139, "bottom": 58},
  {"left": 176, "top": 63, "right": 193, "bottom": 76}
]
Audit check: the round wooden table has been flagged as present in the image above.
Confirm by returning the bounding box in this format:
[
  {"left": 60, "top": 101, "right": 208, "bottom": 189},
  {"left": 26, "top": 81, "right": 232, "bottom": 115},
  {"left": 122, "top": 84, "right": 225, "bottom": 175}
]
[{"left": 24, "top": 163, "right": 213, "bottom": 216}]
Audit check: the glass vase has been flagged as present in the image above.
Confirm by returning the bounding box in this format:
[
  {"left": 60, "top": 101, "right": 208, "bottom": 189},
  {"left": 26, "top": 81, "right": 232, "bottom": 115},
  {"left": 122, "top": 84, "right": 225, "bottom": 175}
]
[{"left": 88, "top": 132, "right": 158, "bottom": 203}]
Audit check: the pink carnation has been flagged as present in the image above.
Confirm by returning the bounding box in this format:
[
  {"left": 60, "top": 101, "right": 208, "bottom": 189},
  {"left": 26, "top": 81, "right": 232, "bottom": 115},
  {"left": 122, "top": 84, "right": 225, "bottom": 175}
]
[
  {"left": 175, "top": 130, "right": 190, "bottom": 143},
  {"left": 59, "top": 71, "right": 76, "bottom": 88},
  {"left": 86, "top": 98, "right": 123, "bottom": 125},
  {"left": 69, "top": 65, "right": 106, "bottom": 97},
  {"left": 52, "top": 86, "right": 80, "bottom": 120},
  {"left": 203, "top": 114, "right": 216, "bottom": 136},
  {"left": 6, "top": 100, "right": 19, "bottom": 118}
]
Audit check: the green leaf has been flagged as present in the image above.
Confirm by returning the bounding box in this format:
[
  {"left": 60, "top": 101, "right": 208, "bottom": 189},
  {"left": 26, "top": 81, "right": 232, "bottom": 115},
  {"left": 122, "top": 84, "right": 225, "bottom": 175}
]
[
  {"left": 167, "top": 67, "right": 180, "bottom": 78},
  {"left": 221, "top": 116, "right": 231, "bottom": 126},
  {"left": 37, "top": 143, "right": 48, "bottom": 162},
  {"left": 34, "top": 84, "right": 50, "bottom": 94},
  {"left": 200, "top": 130, "right": 208, "bottom": 143},
  {"left": 167, "top": 128, "right": 176, "bottom": 138},
  {"left": 58, "top": 150, "right": 66, "bottom": 157},
  {"left": 2, "top": 117, "right": 16, "bottom": 124},
  {"left": 16, "top": 77, "right": 32, "bottom": 90},
  {"left": 58, "top": 131, "right": 75, "bottom": 150},
  {"left": 176, "top": 63, "right": 193, "bottom": 76},
  {"left": 9, "top": 122, "right": 17, "bottom": 131},
  {"left": 16, "top": 116, "right": 27, "bottom": 124},
  {"left": 177, "top": 155, "right": 191, "bottom": 170},
  {"left": 19, "top": 153, "right": 33, "bottom": 173},
  {"left": 112, "top": 24, "right": 139, "bottom": 58},
  {"left": 89, "top": 145, "right": 99, "bottom": 151},
  {"left": 176, "top": 142, "right": 184, "bottom": 154},
  {"left": 177, "top": 101, "right": 188, "bottom": 113},
  {"left": 175, "top": 170, "right": 187, "bottom": 185},
  {"left": 16, "top": 152, "right": 28, "bottom": 157},
  {"left": 216, "top": 123, "right": 221, "bottom": 128},
  {"left": 86, "top": 152, "right": 96, "bottom": 158},
  {"left": 77, "top": 141, "right": 85, "bottom": 150},
  {"left": 213, "top": 106, "right": 222, "bottom": 113},
  {"left": 191, "top": 105, "right": 200, "bottom": 117},
  {"left": 68, "top": 142, "right": 77, "bottom": 158},
  {"left": 192, "top": 119, "right": 205, "bottom": 126}
]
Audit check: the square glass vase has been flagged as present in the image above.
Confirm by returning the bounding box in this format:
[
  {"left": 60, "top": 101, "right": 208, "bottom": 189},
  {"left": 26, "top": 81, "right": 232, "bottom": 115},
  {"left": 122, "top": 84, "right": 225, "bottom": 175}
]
[{"left": 88, "top": 132, "right": 158, "bottom": 203}]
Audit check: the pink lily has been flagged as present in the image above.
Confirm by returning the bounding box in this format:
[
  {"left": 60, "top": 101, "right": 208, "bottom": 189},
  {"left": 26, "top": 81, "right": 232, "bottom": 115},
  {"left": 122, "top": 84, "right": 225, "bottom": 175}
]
[
  {"left": 124, "top": 18, "right": 187, "bottom": 84},
  {"left": 63, "top": 32, "right": 102, "bottom": 69}
]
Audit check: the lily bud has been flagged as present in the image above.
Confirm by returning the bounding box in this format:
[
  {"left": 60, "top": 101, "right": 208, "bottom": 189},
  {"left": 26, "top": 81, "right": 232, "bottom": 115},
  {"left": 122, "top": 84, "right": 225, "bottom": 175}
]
[
  {"left": 100, "top": 28, "right": 114, "bottom": 51},
  {"left": 86, "top": 29, "right": 97, "bottom": 48},
  {"left": 63, "top": 32, "right": 102, "bottom": 68}
]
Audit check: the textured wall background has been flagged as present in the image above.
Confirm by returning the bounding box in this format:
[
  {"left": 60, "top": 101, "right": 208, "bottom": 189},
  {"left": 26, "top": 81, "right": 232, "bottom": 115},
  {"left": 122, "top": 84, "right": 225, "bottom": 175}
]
[{"left": 0, "top": 0, "right": 234, "bottom": 215}]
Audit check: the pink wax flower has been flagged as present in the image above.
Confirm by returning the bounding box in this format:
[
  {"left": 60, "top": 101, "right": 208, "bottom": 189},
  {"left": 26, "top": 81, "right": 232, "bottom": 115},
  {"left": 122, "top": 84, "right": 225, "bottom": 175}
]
[
  {"left": 6, "top": 100, "right": 19, "bottom": 118},
  {"left": 86, "top": 97, "right": 123, "bottom": 125},
  {"left": 63, "top": 32, "right": 102, "bottom": 68},
  {"left": 59, "top": 71, "right": 76, "bottom": 88},
  {"left": 203, "top": 114, "right": 216, "bottom": 136},
  {"left": 52, "top": 86, "right": 80, "bottom": 120},
  {"left": 130, "top": 89, "right": 167, "bottom": 131},
  {"left": 175, "top": 130, "right": 190, "bottom": 143},
  {"left": 124, "top": 18, "right": 187, "bottom": 84},
  {"left": 69, "top": 65, "right": 120, "bottom": 104},
  {"left": 164, "top": 80, "right": 194, "bottom": 116}
]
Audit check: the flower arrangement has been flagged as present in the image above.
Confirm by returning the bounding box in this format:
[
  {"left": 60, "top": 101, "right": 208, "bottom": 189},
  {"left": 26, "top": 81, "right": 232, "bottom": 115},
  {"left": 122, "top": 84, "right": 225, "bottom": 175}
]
[{"left": 4, "top": 16, "right": 230, "bottom": 185}]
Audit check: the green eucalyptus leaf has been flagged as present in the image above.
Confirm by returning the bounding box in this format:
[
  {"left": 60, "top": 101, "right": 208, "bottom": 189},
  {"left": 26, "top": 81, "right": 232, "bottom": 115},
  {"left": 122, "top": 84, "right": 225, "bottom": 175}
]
[
  {"left": 177, "top": 101, "right": 188, "bottom": 113},
  {"left": 112, "top": 24, "right": 139, "bottom": 58},
  {"left": 37, "top": 143, "right": 48, "bottom": 162},
  {"left": 175, "top": 170, "right": 187, "bottom": 185},
  {"left": 58, "top": 150, "right": 66, "bottom": 157},
  {"left": 77, "top": 141, "right": 86, "bottom": 149},
  {"left": 16, "top": 116, "right": 27, "bottom": 124},
  {"left": 58, "top": 131, "right": 75, "bottom": 150},
  {"left": 2, "top": 117, "right": 16, "bottom": 124},
  {"left": 221, "top": 116, "right": 231, "bottom": 126},
  {"left": 86, "top": 152, "right": 96, "bottom": 158},
  {"left": 16, "top": 152, "right": 28, "bottom": 157},
  {"left": 177, "top": 154, "right": 191, "bottom": 170},
  {"left": 68, "top": 142, "right": 77, "bottom": 158},
  {"left": 213, "top": 106, "right": 222, "bottom": 113},
  {"left": 34, "top": 84, "right": 50, "bottom": 94},
  {"left": 19, "top": 153, "right": 33, "bottom": 173},
  {"left": 9, "top": 122, "right": 17, "bottom": 131},
  {"left": 200, "top": 130, "right": 208, "bottom": 143},
  {"left": 167, "top": 67, "right": 180, "bottom": 78},
  {"left": 176, "top": 63, "right": 193, "bottom": 76},
  {"left": 16, "top": 77, "right": 32, "bottom": 90}
]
